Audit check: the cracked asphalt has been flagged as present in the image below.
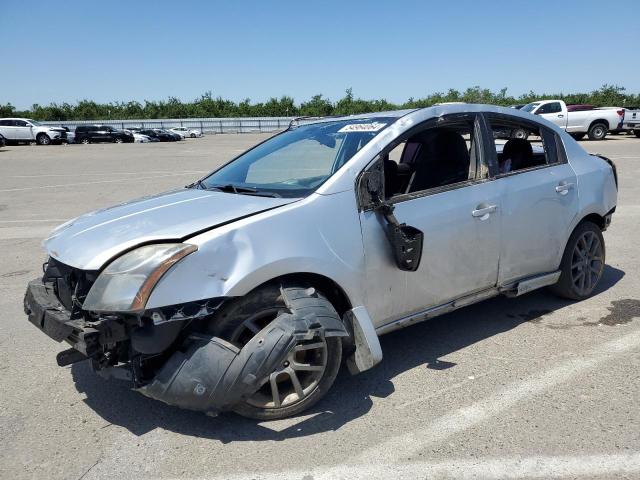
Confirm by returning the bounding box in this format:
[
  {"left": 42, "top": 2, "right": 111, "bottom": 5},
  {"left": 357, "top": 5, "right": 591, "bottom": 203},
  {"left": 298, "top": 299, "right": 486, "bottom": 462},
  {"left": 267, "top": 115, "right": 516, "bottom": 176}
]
[{"left": 0, "top": 133, "right": 639, "bottom": 479}]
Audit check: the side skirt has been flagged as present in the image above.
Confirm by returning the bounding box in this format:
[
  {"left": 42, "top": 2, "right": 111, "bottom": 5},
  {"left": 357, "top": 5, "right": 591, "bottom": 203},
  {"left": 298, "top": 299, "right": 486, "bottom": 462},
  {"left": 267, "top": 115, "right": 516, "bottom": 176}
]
[{"left": 374, "top": 270, "right": 561, "bottom": 336}]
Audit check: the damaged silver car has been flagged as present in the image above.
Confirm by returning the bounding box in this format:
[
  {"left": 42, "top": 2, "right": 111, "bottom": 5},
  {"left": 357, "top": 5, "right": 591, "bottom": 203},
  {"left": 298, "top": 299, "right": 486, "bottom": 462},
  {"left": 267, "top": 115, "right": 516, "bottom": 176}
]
[{"left": 24, "top": 104, "right": 618, "bottom": 419}]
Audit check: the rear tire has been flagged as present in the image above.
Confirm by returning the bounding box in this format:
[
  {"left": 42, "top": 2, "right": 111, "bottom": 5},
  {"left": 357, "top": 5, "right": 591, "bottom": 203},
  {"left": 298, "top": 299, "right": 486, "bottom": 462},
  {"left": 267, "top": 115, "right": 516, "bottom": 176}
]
[
  {"left": 114, "top": 137, "right": 123, "bottom": 144},
  {"left": 512, "top": 128, "right": 529, "bottom": 140},
  {"left": 634, "top": 130, "right": 640, "bottom": 138},
  {"left": 80, "top": 138, "right": 90, "bottom": 144},
  {"left": 207, "top": 283, "right": 343, "bottom": 420},
  {"left": 587, "top": 123, "right": 608, "bottom": 140},
  {"left": 36, "top": 133, "right": 51, "bottom": 145},
  {"left": 550, "top": 221, "right": 605, "bottom": 300}
]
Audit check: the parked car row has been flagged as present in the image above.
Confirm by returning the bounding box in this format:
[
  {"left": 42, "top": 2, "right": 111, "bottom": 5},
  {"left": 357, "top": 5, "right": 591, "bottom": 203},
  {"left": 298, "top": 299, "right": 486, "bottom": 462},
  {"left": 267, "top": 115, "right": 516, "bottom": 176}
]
[{"left": 0, "top": 118, "right": 204, "bottom": 145}]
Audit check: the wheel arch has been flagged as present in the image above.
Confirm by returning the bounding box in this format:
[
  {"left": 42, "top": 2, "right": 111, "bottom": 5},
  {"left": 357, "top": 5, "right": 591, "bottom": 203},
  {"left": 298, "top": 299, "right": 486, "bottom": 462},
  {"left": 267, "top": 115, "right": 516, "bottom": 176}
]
[
  {"left": 588, "top": 118, "right": 611, "bottom": 131},
  {"left": 243, "top": 272, "right": 353, "bottom": 318}
]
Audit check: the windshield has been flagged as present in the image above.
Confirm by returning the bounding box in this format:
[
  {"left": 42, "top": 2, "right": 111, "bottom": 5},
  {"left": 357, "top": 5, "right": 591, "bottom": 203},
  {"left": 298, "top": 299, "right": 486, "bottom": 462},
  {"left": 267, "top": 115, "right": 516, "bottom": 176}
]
[
  {"left": 27, "top": 119, "right": 42, "bottom": 126},
  {"left": 199, "top": 118, "right": 391, "bottom": 198},
  {"left": 520, "top": 103, "right": 540, "bottom": 113}
]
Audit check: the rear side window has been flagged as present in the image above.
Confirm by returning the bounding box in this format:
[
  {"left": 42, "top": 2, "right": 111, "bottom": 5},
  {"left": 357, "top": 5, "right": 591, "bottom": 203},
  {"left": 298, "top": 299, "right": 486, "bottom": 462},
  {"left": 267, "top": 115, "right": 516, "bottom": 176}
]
[
  {"left": 485, "top": 114, "right": 563, "bottom": 176},
  {"left": 14, "top": 120, "right": 28, "bottom": 127},
  {"left": 0, "top": 120, "right": 10, "bottom": 126}
]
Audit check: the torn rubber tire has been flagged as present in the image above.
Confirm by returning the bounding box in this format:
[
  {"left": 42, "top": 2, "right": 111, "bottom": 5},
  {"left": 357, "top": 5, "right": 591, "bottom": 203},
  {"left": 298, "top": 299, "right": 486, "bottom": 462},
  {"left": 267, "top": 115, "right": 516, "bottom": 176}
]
[{"left": 208, "top": 283, "right": 345, "bottom": 420}]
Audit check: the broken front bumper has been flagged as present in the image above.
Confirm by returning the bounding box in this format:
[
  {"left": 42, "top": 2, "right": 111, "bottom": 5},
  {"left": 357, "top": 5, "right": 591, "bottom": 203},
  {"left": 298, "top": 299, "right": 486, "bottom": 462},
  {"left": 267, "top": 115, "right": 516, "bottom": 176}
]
[
  {"left": 23, "top": 279, "right": 125, "bottom": 358},
  {"left": 24, "top": 279, "right": 349, "bottom": 415}
]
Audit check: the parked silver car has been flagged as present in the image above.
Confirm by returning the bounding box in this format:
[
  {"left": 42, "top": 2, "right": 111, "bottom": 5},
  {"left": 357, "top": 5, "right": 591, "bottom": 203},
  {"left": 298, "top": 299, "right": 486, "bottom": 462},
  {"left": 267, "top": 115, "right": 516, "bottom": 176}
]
[{"left": 24, "top": 104, "right": 618, "bottom": 419}]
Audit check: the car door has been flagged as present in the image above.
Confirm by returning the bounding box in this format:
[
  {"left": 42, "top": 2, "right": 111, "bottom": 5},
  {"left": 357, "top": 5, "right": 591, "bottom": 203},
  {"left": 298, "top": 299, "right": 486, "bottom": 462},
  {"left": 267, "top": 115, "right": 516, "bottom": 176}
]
[
  {"left": 484, "top": 113, "right": 579, "bottom": 284},
  {"left": 359, "top": 114, "right": 501, "bottom": 328},
  {"left": 13, "top": 120, "right": 33, "bottom": 140},
  {"left": 536, "top": 102, "right": 566, "bottom": 129}
]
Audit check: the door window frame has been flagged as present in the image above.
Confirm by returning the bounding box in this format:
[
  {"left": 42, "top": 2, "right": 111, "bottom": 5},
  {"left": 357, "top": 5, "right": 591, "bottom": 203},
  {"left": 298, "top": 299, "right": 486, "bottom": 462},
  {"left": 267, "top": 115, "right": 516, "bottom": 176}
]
[
  {"left": 357, "top": 113, "right": 491, "bottom": 210},
  {"left": 481, "top": 112, "right": 568, "bottom": 180}
]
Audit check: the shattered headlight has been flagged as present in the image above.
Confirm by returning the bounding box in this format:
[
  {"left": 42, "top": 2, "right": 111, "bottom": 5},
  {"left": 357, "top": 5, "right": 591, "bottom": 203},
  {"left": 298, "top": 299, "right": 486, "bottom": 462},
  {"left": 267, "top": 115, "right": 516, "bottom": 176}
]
[{"left": 83, "top": 243, "right": 198, "bottom": 313}]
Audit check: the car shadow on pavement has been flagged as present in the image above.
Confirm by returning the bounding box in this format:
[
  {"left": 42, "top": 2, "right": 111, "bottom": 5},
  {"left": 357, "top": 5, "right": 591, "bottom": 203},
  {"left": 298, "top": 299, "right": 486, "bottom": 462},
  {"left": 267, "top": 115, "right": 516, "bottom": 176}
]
[{"left": 71, "top": 265, "right": 624, "bottom": 442}]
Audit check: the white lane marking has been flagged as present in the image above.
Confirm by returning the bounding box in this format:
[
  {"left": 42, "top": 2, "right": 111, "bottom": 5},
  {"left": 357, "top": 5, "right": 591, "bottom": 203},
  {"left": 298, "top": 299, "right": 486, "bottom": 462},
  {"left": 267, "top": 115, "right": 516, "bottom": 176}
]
[
  {"left": 0, "top": 226, "right": 54, "bottom": 240},
  {"left": 0, "top": 219, "right": 68, "bottom": 223},
  {"left": 355, "top": 328, "right": 640, "bottom": 463},
  {"left": 7, "top": 170, "right": 208, "bottom": 178},
  {"left": 0, "top": 173, "right": 188, "bottom": 193},
  {"left": 218, "top": 453, "right": 640, "bottom": 480}
]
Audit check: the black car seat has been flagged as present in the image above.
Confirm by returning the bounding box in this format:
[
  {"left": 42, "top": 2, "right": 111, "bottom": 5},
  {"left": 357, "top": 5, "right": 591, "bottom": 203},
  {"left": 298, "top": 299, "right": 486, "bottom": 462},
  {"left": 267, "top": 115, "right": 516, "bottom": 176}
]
[
  {"left": 502, "top": 138, "right": 533, "bottom": 170},
  {"left": 408, "top": 130, "right": 470, "bottom": 192}
]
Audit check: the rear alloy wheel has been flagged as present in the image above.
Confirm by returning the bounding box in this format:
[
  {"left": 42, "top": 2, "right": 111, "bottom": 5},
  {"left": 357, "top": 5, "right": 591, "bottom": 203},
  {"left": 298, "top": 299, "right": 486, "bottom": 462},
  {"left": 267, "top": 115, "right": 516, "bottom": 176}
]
[
  {"left": 511, "top": 128, "right": 529, "bottom": 140},
  {"left": 114, "top": 137, "right": 124, "bottom": 144},
  {"left": 587, "top": 123, "right": 608, "bottom": 140},
  {"left": 207, "top": 283, "right": 343, "bottom": 420},
  {"left": 81, "top": 138, "right": 90, "bottom": 144},
  {"left": 36, "top": 133, "right": 51, "bottom": 145},
  {"left": 550, "top": 221, "right": 605, "bottom": 300}
]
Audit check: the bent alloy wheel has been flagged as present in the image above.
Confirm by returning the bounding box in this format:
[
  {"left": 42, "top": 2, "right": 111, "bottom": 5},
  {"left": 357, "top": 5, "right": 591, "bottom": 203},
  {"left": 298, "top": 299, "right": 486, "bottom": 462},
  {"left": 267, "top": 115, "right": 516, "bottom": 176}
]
[
  {"left": 207, "top": 283, "right": 343, "bottom": 420},
  {"left": 551, "top": 221, "right": 605, "bottom": 300}
]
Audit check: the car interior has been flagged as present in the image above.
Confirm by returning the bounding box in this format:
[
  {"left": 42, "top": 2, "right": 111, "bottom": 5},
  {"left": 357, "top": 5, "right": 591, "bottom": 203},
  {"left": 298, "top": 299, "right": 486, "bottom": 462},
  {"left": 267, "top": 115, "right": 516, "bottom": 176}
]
[
  {"left": 382, "top": 118, "right": 557, "bottom": 198},
  {"left": 382, "top": 122, "right": 476, "bottom": 199}
]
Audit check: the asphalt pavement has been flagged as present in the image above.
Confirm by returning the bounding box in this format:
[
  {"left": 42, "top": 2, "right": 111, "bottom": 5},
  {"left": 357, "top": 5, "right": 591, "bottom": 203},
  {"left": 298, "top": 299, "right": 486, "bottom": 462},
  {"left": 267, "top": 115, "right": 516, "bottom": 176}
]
[{"left": 0, "top": 133, "right": 639, "bottom": 479}]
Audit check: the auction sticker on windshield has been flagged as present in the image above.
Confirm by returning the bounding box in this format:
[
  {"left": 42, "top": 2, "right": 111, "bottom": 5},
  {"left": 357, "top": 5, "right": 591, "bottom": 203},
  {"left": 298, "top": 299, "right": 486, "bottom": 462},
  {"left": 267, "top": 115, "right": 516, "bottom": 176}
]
[{"left": 338, "top": 122, "right": 387, "bottom": 133}]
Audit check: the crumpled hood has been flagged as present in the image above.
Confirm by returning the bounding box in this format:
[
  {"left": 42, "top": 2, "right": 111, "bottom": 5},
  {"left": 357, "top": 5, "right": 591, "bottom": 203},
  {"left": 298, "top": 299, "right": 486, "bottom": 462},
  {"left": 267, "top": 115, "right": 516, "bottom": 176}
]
[{"left": 44, "top": 188, "right": 296, "bottom": 270}]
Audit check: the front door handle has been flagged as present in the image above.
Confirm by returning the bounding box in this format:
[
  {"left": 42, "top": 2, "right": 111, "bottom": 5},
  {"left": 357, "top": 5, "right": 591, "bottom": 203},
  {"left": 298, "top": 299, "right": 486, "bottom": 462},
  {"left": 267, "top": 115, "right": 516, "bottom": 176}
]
[
  {"left": 472, "top": 204, "right": 497, "bottom": 219},
  {"left": 558, "top": 114, "right": 564, "bottom": 118},
  {"left": 555, "top": 182, "right": 574, "bottom": 195}
]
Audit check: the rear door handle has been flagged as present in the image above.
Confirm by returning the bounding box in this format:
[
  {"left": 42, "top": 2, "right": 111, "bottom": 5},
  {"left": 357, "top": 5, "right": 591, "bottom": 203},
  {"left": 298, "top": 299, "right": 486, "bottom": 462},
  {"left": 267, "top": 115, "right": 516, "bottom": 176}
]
[
  {"left": 472, "top": 204, "right": 497, "bottom": 219},
  {"left": 555, "top": 182, "right": 574, "bottom": 195}
]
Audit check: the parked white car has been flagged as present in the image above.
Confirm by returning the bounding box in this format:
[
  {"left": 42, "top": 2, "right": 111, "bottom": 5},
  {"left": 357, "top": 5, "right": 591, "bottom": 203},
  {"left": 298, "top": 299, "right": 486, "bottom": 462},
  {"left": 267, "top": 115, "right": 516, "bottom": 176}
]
[
  {"left": 0, "top": 118, "right": 68, "bottom": 145},
  {"left": 170, "top": 127, "right": 203, "bottom": 138},
  {"left": 521, "top": 100, "right": 624, "bottom": 140},
  {"left": 133, "top": 133, "right": 154, "bottom": 143},
  {"left": 24, "top": 105, "right": 617, "bottom": 420}
]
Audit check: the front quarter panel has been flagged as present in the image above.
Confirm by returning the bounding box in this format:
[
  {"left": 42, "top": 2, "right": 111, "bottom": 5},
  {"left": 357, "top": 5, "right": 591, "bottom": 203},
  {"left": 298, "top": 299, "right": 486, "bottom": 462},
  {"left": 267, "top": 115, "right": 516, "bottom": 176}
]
[{"left": 146, "top": 191, "right": 366, "bottom": 309}]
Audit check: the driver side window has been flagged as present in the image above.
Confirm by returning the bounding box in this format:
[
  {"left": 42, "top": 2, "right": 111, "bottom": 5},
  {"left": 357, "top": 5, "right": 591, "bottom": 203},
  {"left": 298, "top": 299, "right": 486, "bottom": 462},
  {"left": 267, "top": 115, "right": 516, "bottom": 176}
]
[{"left": 383, "top": 116, "right": 479, "bottom": 199}]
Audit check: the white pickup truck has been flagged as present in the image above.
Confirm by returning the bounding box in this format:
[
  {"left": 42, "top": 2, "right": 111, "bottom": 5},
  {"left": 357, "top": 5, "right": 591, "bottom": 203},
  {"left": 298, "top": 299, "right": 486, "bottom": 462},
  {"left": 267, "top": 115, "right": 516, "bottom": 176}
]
[
  {"left": 0, "top": 118, "right": 68, "bottom": 145},
  {"left": 521, "top": 100, "right": 624, "bottom": 140}
]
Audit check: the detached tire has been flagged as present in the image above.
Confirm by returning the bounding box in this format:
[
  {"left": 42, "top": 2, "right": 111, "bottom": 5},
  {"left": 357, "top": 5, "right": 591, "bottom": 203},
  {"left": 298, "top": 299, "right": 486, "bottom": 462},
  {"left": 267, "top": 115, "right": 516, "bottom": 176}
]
[
  {"left": 550, "top": 221, "right": 605, "bottom": 300},
  {"left": 587, "top": 122, "right": 608, "bottom": 140},
  {"left": 36, "top": 133, "right": 51, "bottom": 145},
  {"left": 208, "top": 283, "right": 343, "bottom": 420}
]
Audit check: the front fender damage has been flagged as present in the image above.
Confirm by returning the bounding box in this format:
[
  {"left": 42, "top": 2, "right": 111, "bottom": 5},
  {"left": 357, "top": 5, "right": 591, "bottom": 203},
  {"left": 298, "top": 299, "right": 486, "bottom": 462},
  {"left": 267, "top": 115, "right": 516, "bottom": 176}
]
[{"left": 137, "top": 305, "right": 348, "bottom": 415}]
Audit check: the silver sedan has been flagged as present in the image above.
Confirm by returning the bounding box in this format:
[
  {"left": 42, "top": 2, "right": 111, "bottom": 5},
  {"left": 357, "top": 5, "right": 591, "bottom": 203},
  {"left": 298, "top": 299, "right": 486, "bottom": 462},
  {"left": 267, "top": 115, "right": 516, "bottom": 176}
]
[{"left": 24, "top": 104, "right": 617, "bottom": 420}]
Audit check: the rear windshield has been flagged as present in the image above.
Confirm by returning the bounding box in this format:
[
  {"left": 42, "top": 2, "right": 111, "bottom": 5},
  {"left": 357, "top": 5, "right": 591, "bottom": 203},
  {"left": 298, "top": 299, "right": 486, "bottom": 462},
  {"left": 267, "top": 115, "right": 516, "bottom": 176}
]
[{"left": 199, "top": 118, "right": 393, "bottom": 198}]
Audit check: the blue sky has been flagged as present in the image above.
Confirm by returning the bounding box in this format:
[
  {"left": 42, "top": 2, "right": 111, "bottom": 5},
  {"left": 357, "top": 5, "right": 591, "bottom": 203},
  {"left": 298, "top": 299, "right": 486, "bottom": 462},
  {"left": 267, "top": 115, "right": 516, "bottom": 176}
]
[{"left": 1, "top": 0, "right": 638, "bottom": 109}]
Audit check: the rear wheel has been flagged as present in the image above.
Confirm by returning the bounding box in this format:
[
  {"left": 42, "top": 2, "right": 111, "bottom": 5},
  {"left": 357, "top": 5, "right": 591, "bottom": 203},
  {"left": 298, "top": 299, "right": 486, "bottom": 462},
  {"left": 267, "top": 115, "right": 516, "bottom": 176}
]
[
  {"left": 511, "top": 128, "right": 529, "bottom": 140},
  {"left": 207, "top": 283, "right": 343, "bottom": 420},
  {"left": 587, "top": 123, "right": 608, "bottom": 140},
  {"left": 80, "top": 138, "right": 90, "bottom": 144},
  {"left": 634, "top": 130, "right": 640, "bottom": 138},
  {"left": 550, "top": 221, "right": 605, "bottom": 300},
  {"left": 114, "top": 137, "right": 124, "bottom": 144},
  {"left": 36, "top": 133, "right": 51, "bottom": 145}
]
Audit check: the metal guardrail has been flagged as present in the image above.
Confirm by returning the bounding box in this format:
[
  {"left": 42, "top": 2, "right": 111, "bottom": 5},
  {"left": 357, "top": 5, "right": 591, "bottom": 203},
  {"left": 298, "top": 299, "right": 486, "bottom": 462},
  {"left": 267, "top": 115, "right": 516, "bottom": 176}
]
[{"left": 40, "top": 117, "right": 297, "bottom": 134}]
